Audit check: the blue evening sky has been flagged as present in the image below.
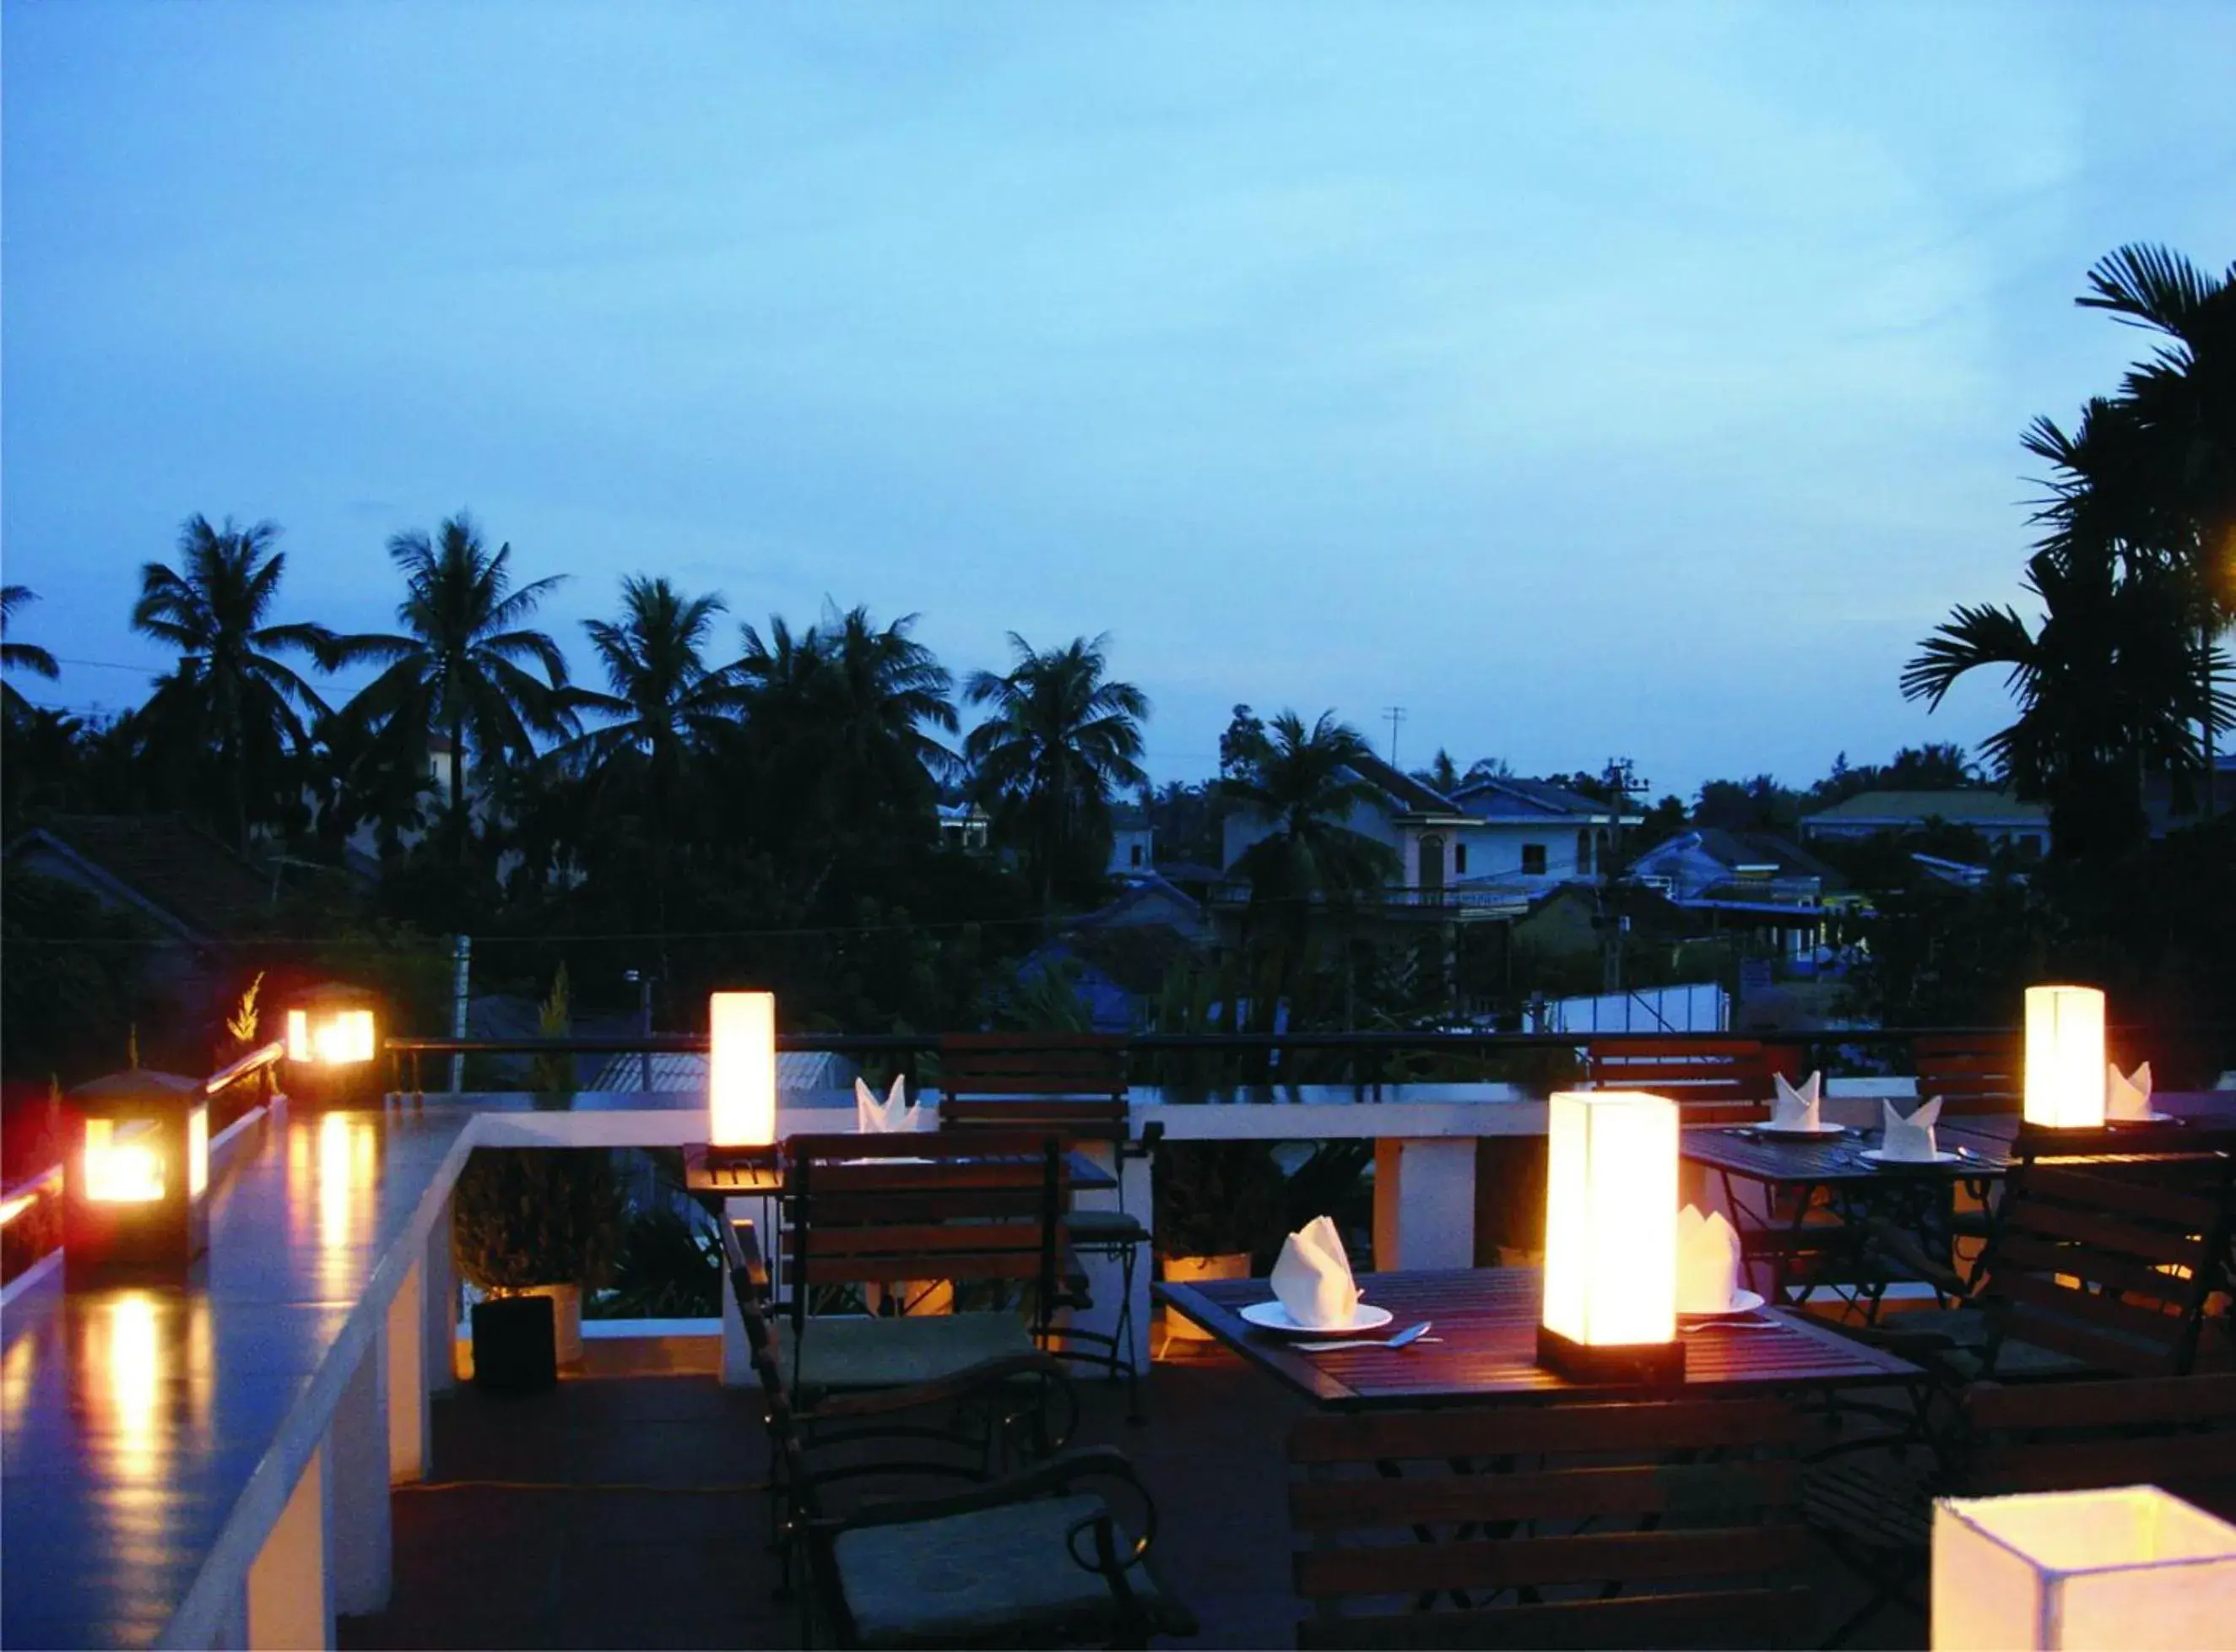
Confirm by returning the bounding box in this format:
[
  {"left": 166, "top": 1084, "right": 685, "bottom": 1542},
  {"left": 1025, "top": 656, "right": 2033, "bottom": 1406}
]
[{"left": 3, "top": 2, "right": 2231, "bottom": 799}]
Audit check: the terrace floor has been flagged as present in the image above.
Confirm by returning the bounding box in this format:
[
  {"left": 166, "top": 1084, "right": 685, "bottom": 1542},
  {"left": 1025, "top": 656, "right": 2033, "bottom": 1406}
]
[{"left": 338, "top": 1342, "right": 1925, "bottom": 1650}]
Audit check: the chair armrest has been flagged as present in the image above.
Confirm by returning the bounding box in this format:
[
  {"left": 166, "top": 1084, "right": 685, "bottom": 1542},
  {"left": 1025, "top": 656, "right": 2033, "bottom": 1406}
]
[
  {"left": 804, "top": 1351, "right": 1078, "bottom": 1424},
  {"left": 1860, "top": 1215, "right": 1969, "bottom": 1298}
]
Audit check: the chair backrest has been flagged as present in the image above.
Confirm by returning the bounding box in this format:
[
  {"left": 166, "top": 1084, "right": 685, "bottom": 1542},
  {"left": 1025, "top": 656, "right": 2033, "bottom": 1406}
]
[
  {"left": 1976, "top": 1134, "right": 2236, "bottom": 1378},
  {"left": 937, "top": 1033, "right": 1129, "bottom": 1134},
  {"left": 1286, "top": 1400, "right": 1812, "bottom": 1649},
  {"left": 1957, "top": 1374, "right": 2236, "bottom": 1503},
  {"left": 1587, "top": 1038, "right": 1786, "bottom": 1122},
  {"left": 784, "top": 1130, "right": 1064, "bottom": 1299},
  {"left": 1911, "top": 1033, "right": 2021, "bottom": 1116}
]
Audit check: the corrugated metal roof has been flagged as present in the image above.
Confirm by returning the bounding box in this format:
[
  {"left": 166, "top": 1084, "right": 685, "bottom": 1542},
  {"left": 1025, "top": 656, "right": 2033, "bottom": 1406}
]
[{"left": 585, "top": 1050, "right": 858, "bottom": 1093}]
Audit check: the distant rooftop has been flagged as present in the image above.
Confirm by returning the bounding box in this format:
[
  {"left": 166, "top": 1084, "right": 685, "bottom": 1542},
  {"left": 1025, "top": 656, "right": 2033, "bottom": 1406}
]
[
  {"left": 10, "top": 813, "right": 276, "bottom": 939},
  {"left": 1803, "top": 788, "right": 2045, "bottom": 826}
]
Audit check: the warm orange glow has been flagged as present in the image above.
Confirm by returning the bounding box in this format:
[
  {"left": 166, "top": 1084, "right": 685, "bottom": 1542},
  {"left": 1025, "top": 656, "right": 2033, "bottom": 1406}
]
[
  {"left": 1934, "top": 1486, "right": 2236, "bottom": 1649},
  {"left": 290, "top": 1005, "right": 376, "bottom": 1065},
  {"left": 98, "top": 1292, "right": 162, "bottom": 1479},
  {"left": 709, "top": 991, "right": 777, "bottom": 1148},
  {"left": 315, "top": 1113, "right": 378, "bottom": 1249},
  {"left": 187, "top": 1105, "right": 208, "bottom": 1199},
  {"left": 0, "top": 1192, "right": 36, "bottom": 1227},
  {"left": 84, "top": 1118, "right": 166, "bottom": 1203},
  {"left": 1542, "top": 1091, "right": 1679, "bottom": 1347},
  {"left": 2024, "top": 984, "right": 2106, "bottom": 1129}
]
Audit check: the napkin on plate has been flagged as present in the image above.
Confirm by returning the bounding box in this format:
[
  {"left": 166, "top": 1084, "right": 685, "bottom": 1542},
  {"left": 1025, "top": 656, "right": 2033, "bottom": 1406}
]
[
  {"left": 2107, "top": 1060, "right": 2155, "bottom": 1121},
  {"left": 1676, "top": 1205, "right": 1742, "bottom": 1313},
  {"left": 854, "top": 1074, "right": 927, "bottom": 1134},
  {"left": 1271, "top": 1215, "right": 1362, "bottom": 1328},
  {"left": 1880, "top": 1097, "right": 1942, "bottom": 1162},
  {"left": 1769, "top": 1070, "right": 1823, "bottom": 1131}
]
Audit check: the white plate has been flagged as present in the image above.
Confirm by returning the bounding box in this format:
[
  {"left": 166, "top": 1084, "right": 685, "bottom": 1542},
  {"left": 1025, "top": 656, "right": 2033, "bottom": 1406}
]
[
  {"left": 1751, "top": 1124, "right": 1844, "bottom": 1140},
  {"left": 1680, "top": 1290, "right": 1767, "bottom": 1320},
  {"left": 1239, "top": 1300, "right": 1395, "bottom": 1337},
  {"left": 1860, "top": 1148, "right": 1961, "bottom": 1166}
]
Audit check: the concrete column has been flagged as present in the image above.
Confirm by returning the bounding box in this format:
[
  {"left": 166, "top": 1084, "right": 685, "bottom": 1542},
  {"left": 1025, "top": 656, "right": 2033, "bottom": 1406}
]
[
  {"left": 1372, "top": 1138, "right": 1476, "bottom": 1271},
  {"left": 328, "top": 1338, "right": 392, "bottom": 1616},
  {"left": 425, "top": 1194, "right": 457, "bottom": 1390},
  {"left": 247, "top": 1438, "right": 332, "bottom": 1650},
  {"left": 386, "top": 1255, "right": 428, "bottom": 1484}
]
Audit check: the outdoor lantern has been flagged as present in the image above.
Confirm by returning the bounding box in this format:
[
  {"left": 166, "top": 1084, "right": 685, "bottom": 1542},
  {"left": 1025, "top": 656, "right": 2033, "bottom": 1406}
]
[
  {"left": 2024, "top": 984, "right": 2106, "bottom": 1129},
  {"left": 63, "top": 1070, "right": 210, "bottom": 1283},
  {"left": 708, "top": 990, "right": 777, "bottom": 1156},
  {"left": 1932, "top": 1487, "right": 2236, "bottom": 1650},
  {"left": 1538, "top": 1089, "right": 1685, "bottom": 1384},
  {"left": 285, "top": 981, "right": 378, "bottom": 1068}
]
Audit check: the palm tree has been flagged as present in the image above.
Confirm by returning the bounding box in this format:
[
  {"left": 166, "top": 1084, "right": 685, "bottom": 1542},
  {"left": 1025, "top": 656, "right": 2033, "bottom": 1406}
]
[
  {"left": 2072, "top": 244, "right": 2236, "bottom": 811},
  {"left": 963, "top": 632, "right": 1148, "bottom": 907},
  {"left": 341, "top": 513, "right": 576, "bottom": 869},
  {"left": 127, "top": 517, "right": 337, "bottom": 849},
  {"left": 1220, "top": 711, "right": 1400, "bottom": 1027},
  {"left": 2, "top": 585, "right": 60, "bottom": 718},
  {"left": 729, "top": 602, "right": 957, "bottom": 877},
  {"left": 1221, "top": 711, "right": 1399, "bottom": 906},
  {"left": 1903, "top": 540, "right": 2222, "bottom": 864}
]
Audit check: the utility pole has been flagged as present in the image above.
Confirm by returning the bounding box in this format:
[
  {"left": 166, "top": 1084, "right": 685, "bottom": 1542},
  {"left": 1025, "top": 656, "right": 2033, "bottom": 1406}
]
[{"left": 1383, "top": 706, "right": 1408, "bottom": 769}]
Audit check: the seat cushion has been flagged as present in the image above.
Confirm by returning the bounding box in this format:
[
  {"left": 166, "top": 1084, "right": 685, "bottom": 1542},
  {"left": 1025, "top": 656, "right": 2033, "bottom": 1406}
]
[
  {"left": 833, "top": 1493, "right": 1166, "bottom": 1648},
  {"left": 1063, "top": 1207, "right": 1147, "bottom": 1242},
  {"left": 777, "top": 1312, "right": 1037, "bottom": 1393}
]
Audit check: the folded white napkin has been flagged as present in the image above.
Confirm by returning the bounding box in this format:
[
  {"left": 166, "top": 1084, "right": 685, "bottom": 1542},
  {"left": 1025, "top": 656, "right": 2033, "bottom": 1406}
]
[
  {"left": 854, "top": 1074, "right": 927, "bottom": 1134},
  {"left": 1271, "top": 1215, "right": 1362, "bottom": 1328},
  {"left": 1770, "top": 1071, "right": 1823, "bottom": 1131},
  {"left": 2107, "top": 1060, "right": 2154, "bottom": 1121},
  {"left": 1880, "top": 1097, "right": 1942, "bottom": 1162},
  {"left": 1676, "top": 1205, "right": 1742, "bottom": 1314}
]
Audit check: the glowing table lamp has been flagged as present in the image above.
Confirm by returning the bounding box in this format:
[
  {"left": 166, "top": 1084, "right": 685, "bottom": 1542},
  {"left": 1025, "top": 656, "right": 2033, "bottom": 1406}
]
[
  {"left": 64, "top": 1070, "right": 210, "bottom": 1283},
  {"left": 1538, "top": 1089, "right": 1685, "bottom": 1384},
  {"left": 708, "top": 991, "right": 777, "bottom": 1159},
  {"left": 1933, "top": 1486, "right": 2236, "bottom": 1649},
  {"left": 285, "top": 982, "right": 378, "bottom": 1068},
  {"left": 2024, "top": 985, "right": 2106, "bottom": 1129}
]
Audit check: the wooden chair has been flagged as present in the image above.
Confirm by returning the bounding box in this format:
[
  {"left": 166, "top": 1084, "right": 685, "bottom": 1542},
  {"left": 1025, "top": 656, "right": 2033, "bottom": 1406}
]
[
  {"left": 1910, "top": 1034, "right": 2021, "bottom": 1116},
  {"left": 940, "top": 1033, "right": 1158, "bottom": 1419},
  {"left": 721, "top": 1223, "right": 1195, "bottom": 1649},
  {"left": 1806, "top": 1373, "right": 2236, "bottom": 1644},
  {"left": 1287, "top": 1400, "right": 1815, "bottom": 1649},
  {"left": 1586, "top": 1037, "right": 1789, "bottom": 1124},
  {"left": 781, "top": 1132, "right": 1070, "bottom": 1404},
  {"left": 1859, "top": 1125, "right": 2236, "bottom": 1385}
]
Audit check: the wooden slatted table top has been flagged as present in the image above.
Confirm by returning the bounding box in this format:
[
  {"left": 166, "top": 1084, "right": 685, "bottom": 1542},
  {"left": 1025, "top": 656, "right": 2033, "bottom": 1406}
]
[
  {"left": 1157, "top": 1267, "right": 1923, "bottom": 1410},
  {"left": 1681, "top": 1124, "right": 2007, "bottom": 1184}
]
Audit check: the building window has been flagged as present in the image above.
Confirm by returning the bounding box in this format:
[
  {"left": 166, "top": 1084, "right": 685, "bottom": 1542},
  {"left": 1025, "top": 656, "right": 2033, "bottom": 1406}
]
[
  {"left": 1129, "top": 844, "right": 1144, "bottom": 867},
  {"left": 1576, "top": 830, "right": 1592, "bottom": 875},
  {"left": 1453, "top": 843, "right": 1468, "bottom": 875},
  {"left": 1521, "top": 842, "right": 1547, "bottom": 875}
]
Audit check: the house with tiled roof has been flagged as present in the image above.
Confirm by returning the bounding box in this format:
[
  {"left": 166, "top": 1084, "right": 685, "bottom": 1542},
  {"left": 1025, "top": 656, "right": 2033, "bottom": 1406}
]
[
  {"left": 1799, "top": 788, "right": 2049, "bottom": 857},
  {"left": 1624, "top": 827, "right": 1844, "bottom": 961},
  {"left": 1216, "top": 753, "right": 1639, "bottom": 919}
]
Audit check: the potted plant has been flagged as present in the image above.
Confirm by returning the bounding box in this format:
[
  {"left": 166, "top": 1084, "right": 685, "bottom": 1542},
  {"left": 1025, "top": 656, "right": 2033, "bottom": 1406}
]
[
  {"left": 452, "top": 1147, "right": 618, "bottom": 1383},
  {"left": 1151, "top": 1140, "right": 1286, "bottom": 1341}
]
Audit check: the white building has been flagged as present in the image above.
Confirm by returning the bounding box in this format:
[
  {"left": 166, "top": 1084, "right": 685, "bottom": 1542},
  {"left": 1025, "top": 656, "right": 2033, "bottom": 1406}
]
[{"left": 1218, "top": 753, "right": 1639, "bottom": 911}]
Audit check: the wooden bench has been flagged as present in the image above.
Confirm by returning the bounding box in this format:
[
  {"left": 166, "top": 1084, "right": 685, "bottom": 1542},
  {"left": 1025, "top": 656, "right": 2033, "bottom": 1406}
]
[
  {"left": 1289, "top": 1399, "right": 1815, "bottom": 1648},
  {"left": 1587, "top": 1037, "right": 1792, "bottom": 1124}
]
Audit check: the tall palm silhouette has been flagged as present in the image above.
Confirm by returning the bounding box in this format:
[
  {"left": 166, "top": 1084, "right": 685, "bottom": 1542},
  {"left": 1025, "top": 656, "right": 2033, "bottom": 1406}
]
[
  {"left": 2, "top": 585, "right": 61, "bottom": 718},
  {"left": 963, "top": 632, "right": 1147, "bottom": 907},
  {"left": 731, "top": 602, "right": 956, "bottom": 875},
  {"left": 561, "top": 577, "right": 739, "bottom": 798},
  {"left": 1220, "top": 711, "right": 1398, "bottom": 903},
  {"left": 128, "top": 517, "right": 337, "bottom": 849},
  {"left": 343, "top": 513, "right": 575, "bottom": 868}
]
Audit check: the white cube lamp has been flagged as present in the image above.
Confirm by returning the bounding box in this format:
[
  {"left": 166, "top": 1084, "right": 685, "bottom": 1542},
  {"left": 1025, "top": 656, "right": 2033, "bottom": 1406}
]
[
  {"left": 2024, "top": 985, "right": 2106, "bottom": 1129},
  {"left": 1538, "top": 1089, "right": 1684, "bottom": 1384},
  {"left": 1933, "top": 1486, "right": 2236, "bottom": 1649},
  {"left": 708, "top": 991, "right": 777, "bottom": 1155}
]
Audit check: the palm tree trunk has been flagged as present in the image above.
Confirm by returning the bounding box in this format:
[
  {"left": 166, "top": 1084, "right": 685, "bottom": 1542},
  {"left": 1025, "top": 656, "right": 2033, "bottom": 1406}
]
[{"left": 448, "top": 719, "right": 468, "bottom": 871}]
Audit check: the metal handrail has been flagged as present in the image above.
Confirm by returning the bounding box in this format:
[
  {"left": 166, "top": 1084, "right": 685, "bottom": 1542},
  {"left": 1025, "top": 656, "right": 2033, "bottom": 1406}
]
[{"left": 206, "top": 1039, "right": 286, "bottom": 1097}]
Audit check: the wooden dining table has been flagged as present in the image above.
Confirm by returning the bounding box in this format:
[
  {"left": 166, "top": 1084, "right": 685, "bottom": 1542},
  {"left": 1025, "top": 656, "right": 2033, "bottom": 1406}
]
[{"left": 1156, "top": 1266, "right": 1924, "bottom": 1410}]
